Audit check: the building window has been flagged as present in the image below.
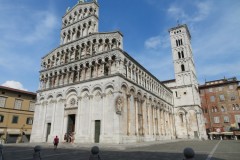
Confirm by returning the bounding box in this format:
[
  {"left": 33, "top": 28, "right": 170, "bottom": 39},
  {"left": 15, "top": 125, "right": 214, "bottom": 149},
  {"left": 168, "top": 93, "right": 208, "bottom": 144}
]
[
  {"left": 233, "top": 104, "right": 236, "bottom": 110},
  {"left": 224, "top": 116, "right": 229, "bottom": 123},
  {"left": 179, "top": 113, "right": 184, "bottom": 123},
  {"left": 0, "top": 115, "right": 4, "bottom": 123},
  {"left": 219, "top": 94, "right": 225, "bottom": 101},
  {"left": 29, "top": 102, "right": 35, "bottom": 111},
  {"left": 175, "top": 91, "right": 178, "bottom": 97},
  {"left": 214, "top": 117, "right": 220, "bottom": 123},
  {"left": 12, "top": 116, "right": 19, "bottom": 124},
  {"left": 214, "top": 107, "right": 218, "bottom": 112},
  {"left": 210, "top": 96, "right": 215, "bottom": 102},
  {"left": 229, "top": 85, "right": 233, "bottom": 89},
  {"left": 14, "top": 99, "right": 22, "bottom": 110},
  {"left": 211, "top": 107, "right": 214, "bottom": 112},
  {"left": 209, "top": 88, "right": 213, "bottom": 92},
  {"left": 221, "top": 106, "right": 225, "bottom": 112},
  {"left": 181, "top": 64, "right": 185, "bottom": 71},
  {"left": 176, "top": 39, "right": 183, "bottom": 46},
  {"left": 205, "top": 108, "right": 208, "bottom": 113},
  {"left": 26, "top": 117, "right": 33, "bottom": 125},
  {"left": 230, "top": 93, "right": 236, "bottom": 101},
  {"left": 236, "top": 104, "right": 240, "bottom": 110},
  {"left": 204, "top": 117, "right": 208, "bottom": 123},
  {"left": 181, "top": 51, "right": 184, "bottom": 58},
  {"left": 178, "top": 52, "right": 181, "bottom": 59},
  {"left": 0, "top": 97, "right": 6, "bottom": 108}
]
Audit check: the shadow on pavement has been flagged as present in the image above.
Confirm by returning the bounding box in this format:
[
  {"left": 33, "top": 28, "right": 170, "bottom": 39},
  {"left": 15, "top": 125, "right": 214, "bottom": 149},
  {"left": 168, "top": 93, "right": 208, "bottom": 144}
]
[{"left": 2, "top": 145, "right": 226, "bottom": 160}]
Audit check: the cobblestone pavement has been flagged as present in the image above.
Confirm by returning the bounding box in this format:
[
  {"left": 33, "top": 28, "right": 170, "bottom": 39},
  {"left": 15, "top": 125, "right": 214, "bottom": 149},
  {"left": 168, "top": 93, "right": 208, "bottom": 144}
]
[{"left": 2, "top": 140, "right": 240, "bottom": 160}]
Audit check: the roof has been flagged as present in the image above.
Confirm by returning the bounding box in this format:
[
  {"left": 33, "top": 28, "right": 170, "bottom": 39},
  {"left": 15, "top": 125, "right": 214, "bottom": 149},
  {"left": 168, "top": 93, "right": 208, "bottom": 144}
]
[
  {"left": 168, "top": 24, "right": 191, "bottom": 40},
  {"left": 0, "top": 85, "right": 36, "bottom": 96},
  {"left": 161, "top": 79, "right": 176, "bottom": 83},
  {"left": 199, "top": 77, "right": 239, "bottom": 89}
]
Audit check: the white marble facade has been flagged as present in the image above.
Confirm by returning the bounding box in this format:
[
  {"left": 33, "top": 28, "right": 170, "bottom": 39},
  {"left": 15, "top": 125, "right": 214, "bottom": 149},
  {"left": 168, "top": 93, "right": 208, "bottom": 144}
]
[{"left": 30, "top": 0, "right": 175, "bottom": 144}]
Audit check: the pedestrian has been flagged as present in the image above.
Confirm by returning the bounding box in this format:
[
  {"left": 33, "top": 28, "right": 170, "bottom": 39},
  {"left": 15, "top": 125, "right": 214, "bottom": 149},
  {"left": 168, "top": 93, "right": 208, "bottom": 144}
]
[
  {"left": 53, "top": 136, "right": 59, "bottom": 150},
  {"left": 183, "top": 147, "right": 195, "bottom": 160},
  {"left": 0, "top": 144, "right": 4, "bottom": 160},
  {"left": 33, "top": 145, "right": 42, "bottom": 160},
  {"left": 64, "top": 133, "right": 67, "bottom": 142},
  {"left": 69, "top": 132, "right": 73, "bottom": 143},
  {"left": 89, "top": 146, "right": 102, "bottom": 160}
]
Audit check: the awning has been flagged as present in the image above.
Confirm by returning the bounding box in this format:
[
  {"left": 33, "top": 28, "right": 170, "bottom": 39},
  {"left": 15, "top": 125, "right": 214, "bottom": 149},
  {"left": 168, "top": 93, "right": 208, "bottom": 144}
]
[
  {"left": 7, "top": 129, "right": 20, "bottom": 135},
  {"left": 209, "top": 132, "right": 234, "bottom": 135},
  {"left": 0, "top": 129, "right": 4, "bottom": 134},
  {"left": 23, "top": 131, "right": 32, "bottom": 135},
  {"left": 209, "top": 132, "right": 221, "bottom": 135},
  {"left": 222, "top": 132, "right": 233, "bottom": 135}
]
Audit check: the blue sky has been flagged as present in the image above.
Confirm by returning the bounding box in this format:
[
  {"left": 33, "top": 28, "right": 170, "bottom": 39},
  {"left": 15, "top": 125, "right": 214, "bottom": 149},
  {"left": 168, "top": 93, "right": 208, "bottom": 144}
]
[{"left": 0, "top": 0, "right": 239, "bottom": 92}]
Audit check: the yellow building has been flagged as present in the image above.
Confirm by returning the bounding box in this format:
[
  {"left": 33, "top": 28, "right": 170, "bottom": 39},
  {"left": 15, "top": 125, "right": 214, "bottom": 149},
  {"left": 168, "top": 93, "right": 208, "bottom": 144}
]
[{"left": 0, "top": 86, "right": 36, "bottom": 143}]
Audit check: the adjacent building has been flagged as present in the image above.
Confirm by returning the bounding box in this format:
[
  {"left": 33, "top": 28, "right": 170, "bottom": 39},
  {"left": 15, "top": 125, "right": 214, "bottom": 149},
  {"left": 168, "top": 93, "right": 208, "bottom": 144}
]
[
  {"left": 199, "top": 77, "right": 240, "bottom": 133},
  {"left": 0, "top": 86, "right": 36, "bottom": 143},
  {"left": 31, "top": 0, "right": 175, "bottom": 144}
]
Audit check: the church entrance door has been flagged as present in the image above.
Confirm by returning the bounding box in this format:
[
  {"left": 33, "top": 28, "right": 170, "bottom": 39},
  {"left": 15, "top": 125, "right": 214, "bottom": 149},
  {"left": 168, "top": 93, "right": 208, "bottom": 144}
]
[
  {"left": 94, "top": 120, "right": 101, "bottom": 143},
  {"left": 46, "top": 123, "right": 51, "bottom": 142},
  {"left": 67, "top": 114, "right": 76, "bottom": 134}
]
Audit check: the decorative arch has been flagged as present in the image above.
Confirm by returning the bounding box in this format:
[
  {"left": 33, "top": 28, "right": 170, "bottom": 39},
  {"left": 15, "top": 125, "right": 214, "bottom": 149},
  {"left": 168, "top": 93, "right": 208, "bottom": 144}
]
[
  {"left": 129, "top": 86, "right": 136, "bottom": 95},
  {"left": 56, "top": 93, "right": 63, "bottom": 99},
  {"left": 91, "top": 84, "right": 102, "bottom": 94},
  {"left": 104, "top": 84, "right": 114, "bottom": 94},
  {"left": 47, "top": 94, "right": 53, "bottom": 100},
  {"left": 80, "top": 86, "right": 90, "bottom": 94},
  {"left": 66, "top": 87, "right": 78, "bottom": 96},
  {"left": 39, "top": 96, "right": 45, "bottom": 101}
]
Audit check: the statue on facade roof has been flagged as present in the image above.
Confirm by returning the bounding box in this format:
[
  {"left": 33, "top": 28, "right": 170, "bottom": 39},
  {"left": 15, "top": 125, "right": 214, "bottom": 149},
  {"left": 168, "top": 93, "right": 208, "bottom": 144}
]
[
  {"left": 78, "top": 0, "right": 85, "bottom": 3},
  {"left": 66, "top": 7, "right": 70, "bottom": 13}
]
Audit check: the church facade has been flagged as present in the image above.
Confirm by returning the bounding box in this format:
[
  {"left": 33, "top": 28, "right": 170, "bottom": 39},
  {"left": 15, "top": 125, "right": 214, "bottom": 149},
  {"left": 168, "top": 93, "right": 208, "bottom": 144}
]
[{"left": 30, "top": 0, "right": 176, "bottom": 144}]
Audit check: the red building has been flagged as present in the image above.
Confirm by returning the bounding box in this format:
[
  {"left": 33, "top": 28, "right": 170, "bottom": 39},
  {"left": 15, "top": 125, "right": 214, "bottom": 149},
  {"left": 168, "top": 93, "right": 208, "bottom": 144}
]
[{"left": 199, "top": 77, "right": 240, "bottom": 133}]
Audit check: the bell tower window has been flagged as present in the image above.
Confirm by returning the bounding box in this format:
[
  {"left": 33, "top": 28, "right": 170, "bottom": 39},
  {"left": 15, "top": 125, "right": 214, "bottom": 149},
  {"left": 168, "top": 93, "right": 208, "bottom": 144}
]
[
  {"left": 181, "top": 51, "right": 184, "bottom": 58},
  {"left": 181, "top": 64, "right": 185, "bottom": 71},
  {"left": 178, "top": 52, "right": 181, "bottom": 59},
  {"left": 178, "top": 51, "right": 185, "bottom": 59}
]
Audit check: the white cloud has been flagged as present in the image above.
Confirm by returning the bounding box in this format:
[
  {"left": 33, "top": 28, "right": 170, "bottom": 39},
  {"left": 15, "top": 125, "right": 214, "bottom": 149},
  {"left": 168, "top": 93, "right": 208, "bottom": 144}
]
[
  {"left": 192, "top": 2, "right": 211, "bottom": 22},
  {"left": 167, "top": 5, "right": 187, "bottom": 21},
  {"left": 0, "top": 2, "right": 58, "bottom": 44},
  {"left": 2, "top": 81, "right": 28, "bottom": 91},
  {"left": 144, "top": 34, "right": 170, "bottom": 49},
  {"left": 145, "top": 36, "right": 161, "bottom": 49},
  {"left": 167, "top": 1, "right": 211, "bottom": 23},
  {"left": 23, "top": 11, "right": 58, "bottom": 43}
]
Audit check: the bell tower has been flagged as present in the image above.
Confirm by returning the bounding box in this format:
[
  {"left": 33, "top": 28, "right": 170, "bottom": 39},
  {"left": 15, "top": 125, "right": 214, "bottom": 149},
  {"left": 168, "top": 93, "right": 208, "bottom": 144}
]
[
  {"left": 168, "top": 24, "right": 207, "bottom": 140},
  {"left": 169, "top": 24, "right": 198, "bottom": 88}
]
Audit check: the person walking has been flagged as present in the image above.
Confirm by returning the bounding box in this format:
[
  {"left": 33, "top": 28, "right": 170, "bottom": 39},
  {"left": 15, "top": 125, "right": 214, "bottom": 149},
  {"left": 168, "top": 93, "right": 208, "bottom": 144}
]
[{"left": 53, "top": 136, "right": 59, "bottom": 150}]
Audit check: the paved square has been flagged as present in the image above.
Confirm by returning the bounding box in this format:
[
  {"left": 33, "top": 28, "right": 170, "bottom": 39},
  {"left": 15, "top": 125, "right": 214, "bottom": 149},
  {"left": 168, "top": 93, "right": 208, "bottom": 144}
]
[{"left": 2, "top": 140, "right": 240, "bottom": 160}]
